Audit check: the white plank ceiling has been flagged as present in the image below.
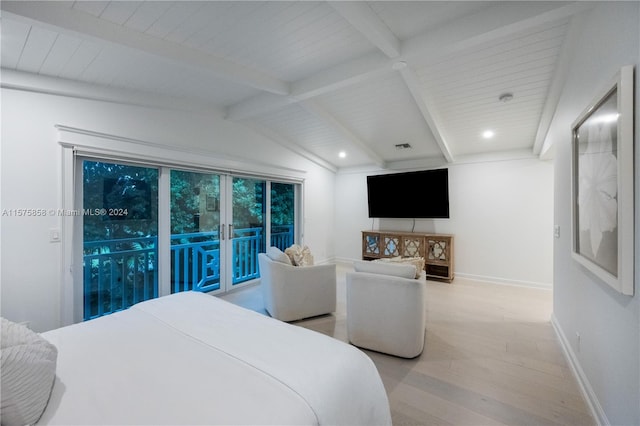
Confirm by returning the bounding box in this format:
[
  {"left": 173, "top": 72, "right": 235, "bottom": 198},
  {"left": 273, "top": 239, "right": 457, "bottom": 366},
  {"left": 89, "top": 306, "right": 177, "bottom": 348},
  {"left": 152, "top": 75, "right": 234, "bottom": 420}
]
[{"left": 0, "top": 1, "right": 592, "bottom": 171}]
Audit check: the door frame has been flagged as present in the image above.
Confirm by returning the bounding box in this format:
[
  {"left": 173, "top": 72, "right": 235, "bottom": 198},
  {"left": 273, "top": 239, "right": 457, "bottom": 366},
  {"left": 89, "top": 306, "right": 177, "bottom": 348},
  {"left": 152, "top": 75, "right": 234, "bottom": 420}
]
[{"left": 58, "top": 126, "right": 304, "bottom": 325}]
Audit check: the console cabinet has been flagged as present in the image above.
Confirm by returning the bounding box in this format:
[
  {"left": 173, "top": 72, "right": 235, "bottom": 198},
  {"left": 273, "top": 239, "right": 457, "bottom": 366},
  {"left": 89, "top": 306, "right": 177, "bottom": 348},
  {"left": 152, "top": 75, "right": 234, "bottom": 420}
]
[{"left": 361, "top": 231, "right": 454, "bottom": 282}]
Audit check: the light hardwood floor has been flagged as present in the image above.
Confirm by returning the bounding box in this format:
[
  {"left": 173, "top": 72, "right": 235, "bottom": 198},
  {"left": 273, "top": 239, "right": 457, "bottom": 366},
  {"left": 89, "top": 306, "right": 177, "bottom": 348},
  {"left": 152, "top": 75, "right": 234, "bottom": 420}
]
[{"left": 221, "top": 263, "right": 595, "bottom": 426}]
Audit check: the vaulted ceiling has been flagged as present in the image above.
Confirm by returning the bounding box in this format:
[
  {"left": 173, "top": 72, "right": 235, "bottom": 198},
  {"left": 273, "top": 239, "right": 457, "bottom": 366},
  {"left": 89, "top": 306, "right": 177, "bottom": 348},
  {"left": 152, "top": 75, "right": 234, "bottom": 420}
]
[{"left": 1, "top": 1, "right": 593, "bottom": 171}]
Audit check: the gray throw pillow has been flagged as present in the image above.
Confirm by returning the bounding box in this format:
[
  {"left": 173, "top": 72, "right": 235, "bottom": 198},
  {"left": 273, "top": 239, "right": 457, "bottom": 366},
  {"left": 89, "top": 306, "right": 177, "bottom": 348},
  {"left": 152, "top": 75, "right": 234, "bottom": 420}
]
[
  {"left": 1, "top": 317, "right": 57, "bottom": 426},
  {"left": 266, "top": 246, "right": 292, "bottom": 265}
]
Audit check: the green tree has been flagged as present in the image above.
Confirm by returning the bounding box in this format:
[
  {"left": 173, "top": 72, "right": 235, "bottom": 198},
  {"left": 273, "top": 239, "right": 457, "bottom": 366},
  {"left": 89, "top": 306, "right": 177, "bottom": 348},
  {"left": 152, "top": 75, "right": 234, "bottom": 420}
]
[
  {"left": 271, "top": 182, "right": 294, "bottom": 226},
  {"left": 232, "top": 177, "right": 265, "bottom": 229},
  {"left": 83, "top": 161, "right": 158, "bottom": 242},
  {"left": 170, "top": 171, "right": 220, "bottom": 235}
]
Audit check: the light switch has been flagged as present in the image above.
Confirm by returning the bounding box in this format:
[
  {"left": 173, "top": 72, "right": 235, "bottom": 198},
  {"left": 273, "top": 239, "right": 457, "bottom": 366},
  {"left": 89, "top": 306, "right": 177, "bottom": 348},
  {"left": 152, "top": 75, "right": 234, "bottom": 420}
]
[{"left": 50, "top": 228, "right": 61, "bottom": 243}]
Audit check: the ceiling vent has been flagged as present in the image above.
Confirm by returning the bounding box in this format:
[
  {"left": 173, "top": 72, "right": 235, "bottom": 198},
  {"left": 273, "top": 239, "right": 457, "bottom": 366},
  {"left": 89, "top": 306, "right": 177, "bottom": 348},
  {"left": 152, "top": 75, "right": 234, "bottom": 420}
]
[
  {"left": 499, "top": 92, "right": 514, "bottom": 103},
  {"left": 395, "top": 143, "right": 412, "bottom": 150}
]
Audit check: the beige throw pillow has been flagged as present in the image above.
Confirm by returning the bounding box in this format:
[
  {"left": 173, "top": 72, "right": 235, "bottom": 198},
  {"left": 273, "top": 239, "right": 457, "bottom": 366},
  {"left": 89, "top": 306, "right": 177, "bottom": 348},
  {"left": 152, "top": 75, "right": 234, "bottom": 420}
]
[{"left": 285, "top": 244, "right": 314, "bottom": 266}]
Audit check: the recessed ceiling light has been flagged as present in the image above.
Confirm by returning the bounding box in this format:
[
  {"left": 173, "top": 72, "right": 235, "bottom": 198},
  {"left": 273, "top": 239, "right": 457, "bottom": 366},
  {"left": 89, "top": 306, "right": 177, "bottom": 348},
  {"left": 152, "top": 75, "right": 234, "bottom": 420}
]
[
  {"left": 482, "top": 130, "right": 495, "bottom": 139},
  {"left": 338, "top": 151, "right": 347, "bottom": 158}
]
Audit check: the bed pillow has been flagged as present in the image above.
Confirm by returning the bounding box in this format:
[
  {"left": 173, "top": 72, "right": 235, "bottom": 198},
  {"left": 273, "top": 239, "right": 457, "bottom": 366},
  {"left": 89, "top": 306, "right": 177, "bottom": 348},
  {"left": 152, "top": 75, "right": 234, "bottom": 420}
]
[
  {"left": 353, "top": 260, "right": 417, "bottom": 279},
  {"left": 266, "top": 246, "right": 292, "bottom": 265},
  {"left": 1, "top": 317, "right": 58, "bottom": 426}
]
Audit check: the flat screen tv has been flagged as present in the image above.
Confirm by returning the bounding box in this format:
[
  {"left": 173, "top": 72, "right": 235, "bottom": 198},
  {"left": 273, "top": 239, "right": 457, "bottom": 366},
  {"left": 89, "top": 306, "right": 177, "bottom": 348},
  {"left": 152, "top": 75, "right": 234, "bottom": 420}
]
[{"left": 367, "top": 168, "right": 449, "bottom": 218}]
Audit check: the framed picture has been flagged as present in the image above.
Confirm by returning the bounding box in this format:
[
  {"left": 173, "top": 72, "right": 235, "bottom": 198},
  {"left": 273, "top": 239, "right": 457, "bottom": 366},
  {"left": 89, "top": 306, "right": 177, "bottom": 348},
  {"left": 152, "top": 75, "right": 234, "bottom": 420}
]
[
  {"left": 571, "top": 65, "right": 634, "bottom": 296},
  {"left": 206, "top": 196, "right": 218, "bottom": 212}
]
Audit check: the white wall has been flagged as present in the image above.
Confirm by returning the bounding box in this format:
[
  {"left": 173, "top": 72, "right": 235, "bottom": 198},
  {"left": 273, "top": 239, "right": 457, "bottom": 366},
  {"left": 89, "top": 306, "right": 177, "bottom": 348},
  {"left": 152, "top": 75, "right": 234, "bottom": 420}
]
[
  {"left": 335, "top": 156, "right": 554, "bottom": 287},
  {"left": 0, "top": 88, "right": 335, "bottom": 332},
  {"left": 303, "top": 166, "right": 336, "bottom": 262},
  {"left": 547, "top": 3, "right": 639, "bottom": 425}
]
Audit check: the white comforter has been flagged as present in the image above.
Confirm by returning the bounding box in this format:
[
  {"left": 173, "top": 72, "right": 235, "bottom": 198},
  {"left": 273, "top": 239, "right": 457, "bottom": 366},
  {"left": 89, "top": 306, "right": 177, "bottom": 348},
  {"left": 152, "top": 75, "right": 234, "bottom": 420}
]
[{"left": 38, "top": 291, "right": 391, "bottom": 425}]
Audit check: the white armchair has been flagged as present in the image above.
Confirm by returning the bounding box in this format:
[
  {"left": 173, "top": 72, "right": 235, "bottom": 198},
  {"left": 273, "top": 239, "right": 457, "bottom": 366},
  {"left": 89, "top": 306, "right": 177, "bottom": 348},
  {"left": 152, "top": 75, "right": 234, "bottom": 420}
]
[
  {"left": 346, "top": 260, "right": 426, "bottom": 358},
  {"left": 258, "top": 249, "right": 337, "bottom": 322}
]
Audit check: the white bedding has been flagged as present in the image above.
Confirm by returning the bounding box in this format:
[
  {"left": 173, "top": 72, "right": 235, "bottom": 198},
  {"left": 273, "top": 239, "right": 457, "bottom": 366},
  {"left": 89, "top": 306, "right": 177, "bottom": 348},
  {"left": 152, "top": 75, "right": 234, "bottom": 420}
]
[{"left": 38, "top": 291, "right": 391, "bottom": 425}]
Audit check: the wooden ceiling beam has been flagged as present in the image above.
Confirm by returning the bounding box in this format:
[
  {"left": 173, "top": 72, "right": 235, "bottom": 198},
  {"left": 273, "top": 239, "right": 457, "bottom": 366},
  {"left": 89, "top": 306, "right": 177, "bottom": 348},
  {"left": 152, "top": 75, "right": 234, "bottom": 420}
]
[
  {"left": 399, "top": 68, "right": 454, "bottom": 163},
  {"left": 328, "top": 2, "right": 401, "bottom": 59},
  {"left": 403, "top": 1, "right": 594, "bottom": 66},
  {"left": 299, "top": 100, "right": 386, "bottom": 169},
  {"left": 225, "top": 93, "right": 298, "bottom": 122},
  {"left": 227, "top": 2, "right": 591, "bottom": 121},
  {"left": 0, "top": 68, "right": 225, "bottom": 115},
  {"left": 535, "top": 12, "right": 588, "bottom": 157},
  {"left": 244, "top": 121, "right": 338, "bottom": 173},
  {"left": 0, "top": 1, "right": 290, "bottom": 96},
  {"left": 291, "top": 52, "right": 393, "bottom": 101},
  {"left": 227, "top": 52, "right": 394, "bottom": 121}
]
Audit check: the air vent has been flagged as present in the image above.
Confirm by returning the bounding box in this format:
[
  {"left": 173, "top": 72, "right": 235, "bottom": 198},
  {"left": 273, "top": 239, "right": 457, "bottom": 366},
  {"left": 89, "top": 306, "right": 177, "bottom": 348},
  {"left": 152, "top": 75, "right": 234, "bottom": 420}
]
[{"left": 395, "top": 143, "right": 412, "bottom": 150}]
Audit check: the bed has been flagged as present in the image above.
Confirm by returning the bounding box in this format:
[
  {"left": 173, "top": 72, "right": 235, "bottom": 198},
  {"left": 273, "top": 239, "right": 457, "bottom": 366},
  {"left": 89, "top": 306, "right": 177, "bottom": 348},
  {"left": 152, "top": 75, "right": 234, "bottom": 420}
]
[{"left": 36, "top": 291, "right": 391, "bottom": 425}]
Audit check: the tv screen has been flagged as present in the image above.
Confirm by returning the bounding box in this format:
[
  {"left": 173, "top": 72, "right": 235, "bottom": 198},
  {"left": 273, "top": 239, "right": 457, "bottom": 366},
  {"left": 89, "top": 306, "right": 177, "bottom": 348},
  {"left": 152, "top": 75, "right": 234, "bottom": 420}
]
[{"left": 367, "top": 169, "right": 449, "bottom": 218}]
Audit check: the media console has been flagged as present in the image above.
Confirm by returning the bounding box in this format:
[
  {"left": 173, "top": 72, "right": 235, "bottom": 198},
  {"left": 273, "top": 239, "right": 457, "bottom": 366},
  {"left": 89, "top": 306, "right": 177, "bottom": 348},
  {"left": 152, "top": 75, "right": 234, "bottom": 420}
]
[{"left": 361, "top": 231, "right": 454, "bottom": 282}]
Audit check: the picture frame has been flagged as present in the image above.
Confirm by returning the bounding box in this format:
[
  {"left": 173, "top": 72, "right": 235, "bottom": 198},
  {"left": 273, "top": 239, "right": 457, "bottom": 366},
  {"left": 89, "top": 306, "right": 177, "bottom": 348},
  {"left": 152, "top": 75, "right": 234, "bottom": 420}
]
[
  {"left": 571, "top": 65, "right": 635, "bottom": 296},
  {"left": 206, "top": 196, "right": 218, "bottom": 212}
]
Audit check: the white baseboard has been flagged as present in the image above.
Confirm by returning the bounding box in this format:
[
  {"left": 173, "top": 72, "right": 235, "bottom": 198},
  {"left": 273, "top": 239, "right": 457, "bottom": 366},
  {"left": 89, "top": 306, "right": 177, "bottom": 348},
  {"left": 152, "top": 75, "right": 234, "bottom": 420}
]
[
  {"left": 333, "top": 256, "right": 359, "bottom": 266},
  {"left": 551, "top": 314, "right": 608, "bottom": 426},
  {"left": 453, "top": 272, "right": 552, "bottom": 289},
  {"left": 333, "top": 261, "right": 553, "bottom": 289},
  {"left": 315, "top": 256, "right": 341, "bottom": 266}
]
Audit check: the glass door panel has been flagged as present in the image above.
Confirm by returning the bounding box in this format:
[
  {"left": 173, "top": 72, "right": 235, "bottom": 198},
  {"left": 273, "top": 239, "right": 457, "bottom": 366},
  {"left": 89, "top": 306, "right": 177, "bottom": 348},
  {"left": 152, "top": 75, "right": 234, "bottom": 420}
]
[
  {"left": 231, "top": 177, "right": 265, "bottom": 285},
  {"left": 170, "top": 170, "right": 221, "bottom": 293},
  {"left": 77, "top": 158, "right": 302, "bottom": 322},
  {"left": 82, "top": 160, "right": 158, "bottom": 320},
  {"left": 270, "top": 182, "right": 295, "bottom": 250}
]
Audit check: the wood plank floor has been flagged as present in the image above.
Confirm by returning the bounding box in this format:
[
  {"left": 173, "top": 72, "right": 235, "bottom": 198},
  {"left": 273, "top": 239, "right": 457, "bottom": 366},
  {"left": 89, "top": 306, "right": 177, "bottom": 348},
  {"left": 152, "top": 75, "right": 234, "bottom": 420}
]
[{"left": 221, "top": 263, "right": 595, "bottom": 426}]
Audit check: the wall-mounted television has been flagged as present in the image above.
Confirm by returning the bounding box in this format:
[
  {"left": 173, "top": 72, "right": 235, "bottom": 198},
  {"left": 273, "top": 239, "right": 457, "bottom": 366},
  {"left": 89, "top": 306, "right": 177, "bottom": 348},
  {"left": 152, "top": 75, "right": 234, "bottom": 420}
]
[{"left": 367, "top": 168, "right": 449, "bottom": 218}]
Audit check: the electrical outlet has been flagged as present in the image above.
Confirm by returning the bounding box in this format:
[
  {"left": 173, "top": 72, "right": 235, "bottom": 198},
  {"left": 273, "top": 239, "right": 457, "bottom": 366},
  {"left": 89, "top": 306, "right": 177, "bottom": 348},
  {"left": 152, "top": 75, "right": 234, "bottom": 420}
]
[{"left": 554, "top": 225, "right": 560, "bottom": 238}]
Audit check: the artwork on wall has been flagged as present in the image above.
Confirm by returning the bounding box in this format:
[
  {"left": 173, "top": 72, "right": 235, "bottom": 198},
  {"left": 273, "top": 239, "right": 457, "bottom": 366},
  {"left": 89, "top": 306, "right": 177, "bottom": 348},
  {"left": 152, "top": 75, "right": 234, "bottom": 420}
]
[{"left": 571, "top": 65, "right": 635, "bottom": 296}]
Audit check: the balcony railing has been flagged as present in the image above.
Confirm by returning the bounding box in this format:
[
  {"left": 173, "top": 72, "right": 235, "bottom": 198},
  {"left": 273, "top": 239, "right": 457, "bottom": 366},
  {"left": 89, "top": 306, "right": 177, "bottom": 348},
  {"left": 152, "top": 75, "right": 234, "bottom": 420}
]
[
  {"left": 83, "top": 225, "right": 293, "bottom": 320},
  {"left": 84, "top": 236, "right": 158, "bottom": 320},
  {"left": 271, "top": 225, "right": 295, "bottom": 251},
  {"left": 171, "top": 231, "right": 220, "bottom": 294}
]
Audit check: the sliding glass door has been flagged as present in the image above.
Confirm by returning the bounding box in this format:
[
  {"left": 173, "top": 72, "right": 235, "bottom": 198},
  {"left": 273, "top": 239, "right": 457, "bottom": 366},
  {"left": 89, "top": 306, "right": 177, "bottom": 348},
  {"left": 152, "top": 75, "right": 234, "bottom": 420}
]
[
  {"left": 270, "top": 182, "right": 296, "bottom": 250},
  {"left": 80, "top": 159, "right": 299, "bottom": 321},
  {"left": 170, "top": 170, "right": 222, "bottom": 293},
  {"left": 230, "top": 177, "right": 265, "bottom": 286},
  {"left": 82, "top": 160, "right": 159, "bottom": 320}
]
